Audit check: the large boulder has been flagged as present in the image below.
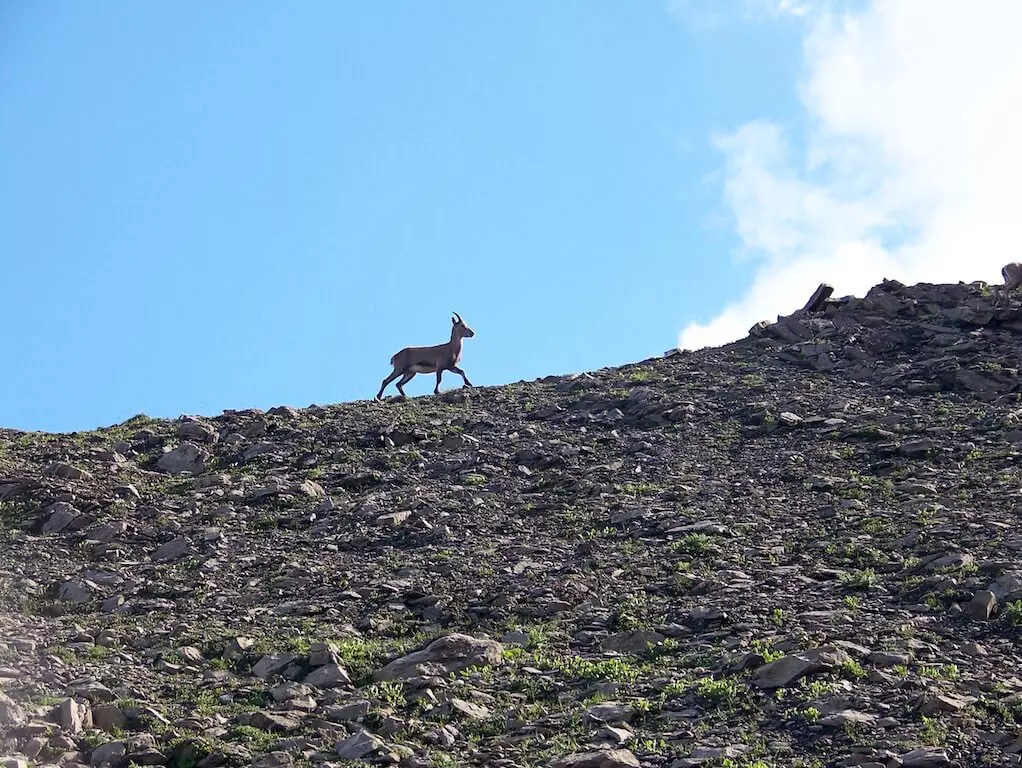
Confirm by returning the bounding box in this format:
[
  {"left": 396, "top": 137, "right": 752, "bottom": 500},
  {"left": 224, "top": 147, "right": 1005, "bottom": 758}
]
[
  {"left": 156, "top": 442, "right": 209, "bottom": 474},
  {"left": 372, "top": 633, "right": 502, "bottom": 682}
]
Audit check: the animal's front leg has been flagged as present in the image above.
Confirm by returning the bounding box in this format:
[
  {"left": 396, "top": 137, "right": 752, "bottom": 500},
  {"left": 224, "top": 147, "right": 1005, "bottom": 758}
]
[
  {"left": 451, "top": 365, "right": 473, "bottom": 387},
  {"left": 377, "top": 370, "right": 400, "bottom": 400},
  {"left": 434, "top": 369, "right": 444, "bottom": 394}
]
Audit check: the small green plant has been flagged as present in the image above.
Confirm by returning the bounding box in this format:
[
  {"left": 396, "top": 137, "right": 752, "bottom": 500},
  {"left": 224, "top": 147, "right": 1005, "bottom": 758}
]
[
  {"left": 920, "top": 714, "right": 948, "bottom": 744},
  {"left": 193, "top": 690, "right": 221, "bottom": 716},
  {"left": 920, "top": 663, "right": 959, "bottom": 681},
  {"left": 839, "top": 567, "right": 878, "bottom": 590},
  {"left": 670, "top": 532, "right": 716, "bottom": 556},
  {"left": 333, "top": 638, "right": 389, "bottom": 682},
  {"left": 46, "top": 646, "right": 77, "bottom": 664},
  {"left": 750, "top": 638, "right": 784, "bottom": 663},
  {"left": 838, "top": 659, "right": 867, "bottom": 680},
  {"left": 1005, "top": 600, "right": 1022, "bottom": 626},
  {"left": 526, "top": 623, "right": 553, "bottom": 650},
  {"left": 799, "top": 706, "right": 821, "bottom": 723},
  {"left": 533, "top": 653, "right": 641, "bottom": 683},
  {"left": 802, "top": 679, "right": 840, "bottom": 697},
  {"left": 366, "top": 680, "right": 406, "bottom": 708},
  {"left": 462, "top": 473, "right": 487, "bottom": 487},
  {"left": 693, "top": 676, "right": 745, "bottom": 710},
  {"left": 88, "top": 645, "right": 111, "bottom": 660},
  {"left": 631, "top": 697, "right": 655, "bottom": 719},
  {"left": 228, "top": 724, "right": 277, "bottom": 751},
  {"left": 502, "top": 647, "right": 526, "bottom": 663},
  {"left": 661, "top": 679, "right": 688, "bottom": 698}
]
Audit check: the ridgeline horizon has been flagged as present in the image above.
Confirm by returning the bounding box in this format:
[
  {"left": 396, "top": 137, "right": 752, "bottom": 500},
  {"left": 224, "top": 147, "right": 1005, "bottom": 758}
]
[{"left": 3, "top": 273, "right": 1022, "bottom": 767}]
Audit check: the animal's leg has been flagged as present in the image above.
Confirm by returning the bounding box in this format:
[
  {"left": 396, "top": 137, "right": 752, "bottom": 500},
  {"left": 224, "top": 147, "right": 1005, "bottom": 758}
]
[
  {"left": 434, "top": 369, "right": 444, "bottom": 395},
  {"left": 450, "top": 366, "right": 473, "bottom": 387},
  {"left": 377, "top": 369, "right": 401, "bottom": 400},
  {"left": 396, "top": 370, "right": 416, "bottom": 397}
]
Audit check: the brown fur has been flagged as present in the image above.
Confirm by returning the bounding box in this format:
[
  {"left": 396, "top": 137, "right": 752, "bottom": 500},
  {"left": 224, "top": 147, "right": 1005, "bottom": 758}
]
[{"left": 376, "top": 313, "right": 476, "bottom": 400}]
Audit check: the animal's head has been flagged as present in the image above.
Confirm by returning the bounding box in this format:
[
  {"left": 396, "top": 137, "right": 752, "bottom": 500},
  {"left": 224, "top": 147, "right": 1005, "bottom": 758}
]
[{"left": 452, "top": 312, "right": 475, "bottom": 338}]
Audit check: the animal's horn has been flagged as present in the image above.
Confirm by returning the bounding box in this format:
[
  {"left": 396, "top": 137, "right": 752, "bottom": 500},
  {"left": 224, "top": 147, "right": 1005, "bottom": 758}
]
[{"left": 453, "top": 312, "right": 462, "bottom": 323}]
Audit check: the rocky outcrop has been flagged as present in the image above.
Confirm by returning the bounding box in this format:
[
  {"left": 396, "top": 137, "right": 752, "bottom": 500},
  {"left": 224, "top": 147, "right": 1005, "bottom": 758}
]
[{"left": 2, "top": 277, "right": 1022, "bottom": 767}]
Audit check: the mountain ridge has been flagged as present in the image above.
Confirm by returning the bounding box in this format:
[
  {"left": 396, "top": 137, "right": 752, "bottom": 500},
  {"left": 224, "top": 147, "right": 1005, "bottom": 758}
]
[{"left": 3, "top": 276, "right": 1022, "bottom": 768}]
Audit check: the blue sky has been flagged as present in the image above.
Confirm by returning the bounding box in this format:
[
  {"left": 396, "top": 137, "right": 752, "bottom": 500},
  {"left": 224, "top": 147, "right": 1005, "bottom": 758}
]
[{"left": 0, "top": 1, "right": 831, "bottom": 432}]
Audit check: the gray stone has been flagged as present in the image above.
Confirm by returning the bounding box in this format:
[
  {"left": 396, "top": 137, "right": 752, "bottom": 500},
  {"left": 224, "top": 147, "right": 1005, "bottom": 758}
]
[
  {"left": 249, "top": 711, "right": 301, "bottom": 732},
  {"left": 223, "top": 637, "right": 255, "bottom": 659},
  {"left": 73, "top": 681, "right": 115, "bottom": 704},
  {"left": 869, "top": 651, "right": 911, "bottom": 667},
  {"left": 268, "top": 682, "right": 313, "bottom": 703},
  {"left": 302, "top": 663, "right": 351, "bottom": 689},
  {"left": 155, "top": 442, "right": 209, "bottom": 474},
  {"left": 600, "top": 630, "right": 666, "bottom": 654},
  {"left": 249, "top": 752, "right": 293, "bottom": 768},
  {"left": 376, "top": 511, "right": 411, "bottom": 527},
  {"left": 44, "top": 462, "right": 91, "bottom": 480},
  {"left": 913, "top": 692, "right": 975, "bottom": 715},
  {"left": 0, "top": 692, "right": 26, "bottom": 728},
  {"left": 443, "top": 698, "right": 490, "bottom": 720},
  {"left": 23, "top": 737, "right": 47, "bottom": 758},
  {"left": 89, "top": 741, "right": 125, "bottom": 767},
  {"left": 307, "top": 642, "right": 338, "bottom": 668},
  {"left": 335, "top": 729, "right": 385, "bottom": 760},
  {"left": 41, "top": 502, "right": 81, "bottom": 534},
  {"left": 176, "top": 420, "right": 217, "bottom": 443},
  {"left": 251, "top": 653, "right": 299, "bottom": 680},
  {"left": 92, "top": 704, "right": 127, "bottom": 733},
  {"left": 372, "top": 633, "right": 502, "bottom": 682},
  {"left": 57, "top": 581, "right": 91, "bottom": 603},
  {"left": 322, "top": 699, "right": 371, "bottom": 723},
  {"left": 150, "top": 537, "right": 190, "bottom": 563},
  {"left": 900, "top": 747, "right": 952, "bottom": 767},
  {"left": 925, "top": 552, "right": 975, "bottom": 572},
  {"left": 752, "top": 646, "right": 851, "bottom": 689},
  {"left": 597, "top": 725, "right": 634, "bottom": 745},
  {"left": 549, "top": 749, "right": 641, "bottom": 768},
  {"left": 586, "top": 701, "right": 635, "bottom": 724},
  {"left": 819, "top": 709, "right": 877, "bottom": 728},
  {"left": 250, "top": 752, "right": 294, "bottom": 768}
]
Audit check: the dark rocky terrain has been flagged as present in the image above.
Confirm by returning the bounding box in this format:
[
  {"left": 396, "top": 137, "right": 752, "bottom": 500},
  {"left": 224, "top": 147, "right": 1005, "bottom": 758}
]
[{"left": 4, "top": 277, "right": 1022, "bottom": 768}]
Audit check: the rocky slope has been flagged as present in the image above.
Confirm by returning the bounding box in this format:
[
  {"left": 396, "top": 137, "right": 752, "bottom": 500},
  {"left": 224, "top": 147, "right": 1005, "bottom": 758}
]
[{"left": 3, "top": 277, "right": 1022, "bottom": 768}]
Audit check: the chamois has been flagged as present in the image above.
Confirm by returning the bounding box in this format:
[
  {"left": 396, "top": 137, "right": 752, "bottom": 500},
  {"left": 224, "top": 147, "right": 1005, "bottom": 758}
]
[
  {"left": 998, "top": 262, "right": 1022, "bottom": 303},
  {"left": 376, "top": 313, "right": 476, "bottom": 400}
]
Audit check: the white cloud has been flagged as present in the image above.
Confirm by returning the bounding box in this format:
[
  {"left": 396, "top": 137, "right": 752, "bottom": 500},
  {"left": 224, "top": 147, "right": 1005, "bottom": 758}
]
[{"left": 678, "top": 0, "right": 1022, "bottom": 351}]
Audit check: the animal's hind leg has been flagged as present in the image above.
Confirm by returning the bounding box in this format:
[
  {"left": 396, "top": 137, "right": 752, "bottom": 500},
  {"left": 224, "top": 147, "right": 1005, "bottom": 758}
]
[
  {"left": 396, "top": 370, "right": 416, "bottom": 397},
  {"left": 377, "top": 369, "right": 401, "bottom": 400}
]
